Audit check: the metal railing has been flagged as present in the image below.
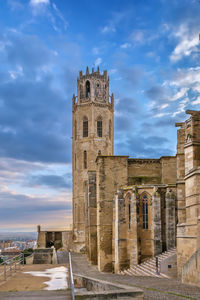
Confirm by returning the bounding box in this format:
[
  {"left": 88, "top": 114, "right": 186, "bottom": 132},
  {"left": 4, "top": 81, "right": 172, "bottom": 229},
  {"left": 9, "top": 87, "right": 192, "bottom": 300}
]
[
  {"left": 0, "top": 253, "right": 24, "bottom": 281},
  {"left": 68, "top": 251, "right": 75, "bottom": 300}
]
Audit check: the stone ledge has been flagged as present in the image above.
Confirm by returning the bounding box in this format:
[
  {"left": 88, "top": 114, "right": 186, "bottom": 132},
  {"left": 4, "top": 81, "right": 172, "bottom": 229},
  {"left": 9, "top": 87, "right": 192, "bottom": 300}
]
[{"left": 74, "top": 273, "right": 144, "bottom": 299}]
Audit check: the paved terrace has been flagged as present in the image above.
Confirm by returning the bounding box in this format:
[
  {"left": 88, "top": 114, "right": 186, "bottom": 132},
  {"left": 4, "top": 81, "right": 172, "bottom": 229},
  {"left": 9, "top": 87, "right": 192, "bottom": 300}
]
[{"left": 71, "top": 253, "right": 200, "bottom": 300}]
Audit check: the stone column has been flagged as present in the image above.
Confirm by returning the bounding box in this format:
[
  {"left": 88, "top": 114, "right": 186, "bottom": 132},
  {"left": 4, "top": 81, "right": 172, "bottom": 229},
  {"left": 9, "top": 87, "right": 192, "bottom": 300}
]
[
  {"left": 113, "top": 192, "right": 120, "bottom": 273},
  {"left": 175, "top": 122, "right": 186, "bottom": 225},
  {"left": 87, "top": 171, "right": 97, "bottom": 264},
  {"left": 166, "top": 188, "right": 176, "bottom": 250},
  {"left": 152, "top": 186, "right": 162, "bottom": 256},
  {"left": 129, "top": 187, "right": 139, "bottom": 267}
]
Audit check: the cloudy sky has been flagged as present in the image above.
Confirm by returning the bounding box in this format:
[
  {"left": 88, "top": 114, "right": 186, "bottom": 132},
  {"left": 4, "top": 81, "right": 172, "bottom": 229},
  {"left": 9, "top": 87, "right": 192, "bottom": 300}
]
[{"left": 0, "top": 0, "right": 200, "bottom": 232}]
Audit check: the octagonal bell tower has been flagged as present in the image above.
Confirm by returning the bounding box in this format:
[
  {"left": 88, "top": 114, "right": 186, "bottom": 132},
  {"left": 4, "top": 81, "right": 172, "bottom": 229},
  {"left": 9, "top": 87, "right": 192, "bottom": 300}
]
[{"left": 72, "top": 67, "right": 114, "bottom": 250}]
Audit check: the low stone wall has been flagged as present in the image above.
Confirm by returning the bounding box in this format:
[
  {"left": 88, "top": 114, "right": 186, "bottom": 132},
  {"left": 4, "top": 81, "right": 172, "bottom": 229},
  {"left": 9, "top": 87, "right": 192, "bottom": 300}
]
[
  {"left": 74, "top": 274, "right": 144, "bottom": 299},
  {"left": 33, "top": 247, "right": 57, "bottom": 264},
  {"left": 160, "top": 254, "right": 177, "bottom": 278},
  {"left": 182, "top": 248, "right": 200, "bottom": 287},
  {"left": 25, "top": 254, "right": 34, "bottom": 265}
]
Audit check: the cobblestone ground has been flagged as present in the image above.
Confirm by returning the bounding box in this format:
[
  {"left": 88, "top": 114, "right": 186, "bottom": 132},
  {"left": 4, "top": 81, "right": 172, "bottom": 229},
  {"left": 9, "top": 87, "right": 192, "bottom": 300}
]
[{"left": 71, "top": 253, "right": 200, "bottom": 300}]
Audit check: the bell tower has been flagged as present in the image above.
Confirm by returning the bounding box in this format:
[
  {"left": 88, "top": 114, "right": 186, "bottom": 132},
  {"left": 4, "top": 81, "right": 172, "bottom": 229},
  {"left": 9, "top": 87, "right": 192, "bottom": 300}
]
[{"left": 72, "top": 67, "right": 114, "bottom": 250}]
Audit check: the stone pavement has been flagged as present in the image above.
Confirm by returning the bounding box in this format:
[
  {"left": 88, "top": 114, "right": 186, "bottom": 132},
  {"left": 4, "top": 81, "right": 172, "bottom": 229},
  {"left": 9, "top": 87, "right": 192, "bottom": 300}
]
[
  {"left": 0, "top": 290, "right": 71, "bottom": 300},
  {"left": 71, "top": 253, "right": 200, "bottom": 300},
  {"left": 57, "top": 251, "right": 69, "bottom": 264}
]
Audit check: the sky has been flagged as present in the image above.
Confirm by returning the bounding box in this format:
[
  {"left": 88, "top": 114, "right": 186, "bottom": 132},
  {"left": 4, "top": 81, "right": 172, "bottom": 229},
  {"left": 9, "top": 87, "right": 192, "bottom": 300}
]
[{"left": 0, "top": 0, "right": 200, "bottom": 232}]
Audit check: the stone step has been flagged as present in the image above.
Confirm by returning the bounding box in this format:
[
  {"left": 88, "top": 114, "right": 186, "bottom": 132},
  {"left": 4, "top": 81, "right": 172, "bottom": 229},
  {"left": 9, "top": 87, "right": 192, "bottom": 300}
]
[{"left": 122, "top": 249, "right": 177, "bottom": 278}]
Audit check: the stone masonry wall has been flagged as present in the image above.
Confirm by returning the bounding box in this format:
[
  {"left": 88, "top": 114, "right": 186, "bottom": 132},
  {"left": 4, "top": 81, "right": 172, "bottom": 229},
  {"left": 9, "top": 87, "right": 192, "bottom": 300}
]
[{"left": 96, "top": 156, "right": 128, "bottom": 272}]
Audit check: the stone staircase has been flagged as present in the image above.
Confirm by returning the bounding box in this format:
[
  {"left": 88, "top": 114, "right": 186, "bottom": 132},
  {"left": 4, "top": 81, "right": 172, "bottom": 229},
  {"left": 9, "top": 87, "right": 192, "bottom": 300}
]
[{"left": 120, "top": 248, "right": 176, "bottom": 278}]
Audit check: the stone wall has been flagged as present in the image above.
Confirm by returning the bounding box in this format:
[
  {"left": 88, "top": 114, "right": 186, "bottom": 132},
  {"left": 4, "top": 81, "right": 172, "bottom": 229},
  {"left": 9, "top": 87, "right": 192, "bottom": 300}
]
[
  {"left": 177, "top": 111, "right": 200, "bottom": 282},
  {"left": 182, "top": 248, "right": 200, "bottom": 287},
  {"left": 96, "top": 156, "right": 128, "bottom": 272},
  {"left": 128, "top": 159, "right": 161, "bottom": 185},
  {"left": 160, "top": 156, "right": 177, "bottom": 184}
]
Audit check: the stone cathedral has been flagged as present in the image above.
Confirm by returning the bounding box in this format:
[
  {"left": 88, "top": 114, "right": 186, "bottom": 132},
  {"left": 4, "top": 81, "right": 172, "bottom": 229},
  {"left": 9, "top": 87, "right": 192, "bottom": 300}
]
[{"left": 72, "top": 67, "right": 200, "bottom": 287}]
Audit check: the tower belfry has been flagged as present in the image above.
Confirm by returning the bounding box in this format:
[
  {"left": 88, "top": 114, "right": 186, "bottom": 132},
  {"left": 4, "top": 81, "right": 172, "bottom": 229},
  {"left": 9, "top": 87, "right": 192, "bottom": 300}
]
[{"left": 72, "top": 67, "right": 114, "bottom": 250}]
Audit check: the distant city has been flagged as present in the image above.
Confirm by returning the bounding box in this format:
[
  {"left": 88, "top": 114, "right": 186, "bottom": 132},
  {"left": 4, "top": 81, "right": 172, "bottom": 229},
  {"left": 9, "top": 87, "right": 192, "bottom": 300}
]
[{"left": 0, "top": 232, "right": 37, "bottom": 261}]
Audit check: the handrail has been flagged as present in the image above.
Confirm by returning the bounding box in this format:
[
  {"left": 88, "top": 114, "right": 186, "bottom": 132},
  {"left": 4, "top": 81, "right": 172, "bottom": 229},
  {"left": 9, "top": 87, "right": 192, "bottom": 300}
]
[
  {"left": 0, "top": 253, "right": 24, "bottom": 281},
  {"left": 68, "top": 251, "right": 75, "bottom": 300}
]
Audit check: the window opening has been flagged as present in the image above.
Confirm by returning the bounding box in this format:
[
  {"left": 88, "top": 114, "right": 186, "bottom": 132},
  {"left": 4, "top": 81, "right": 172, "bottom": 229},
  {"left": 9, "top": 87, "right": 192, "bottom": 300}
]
[
  {"left": 86, "top": 81, "right": 90, "bottom": 98},
  {"left": 84, "top": 151, "right": 87, "bottom": 169},
  {"left": 128, "top": 202, "right": 131, "bottom": 229},
  {"left": 97, "top": 118, "right": 102, "bottom": 137},
  {"left": 83, "top": 117, "right": 88, "bottom": 137},
  {"left": 142, "top": 194, "right": 148, "bottom": 229}
]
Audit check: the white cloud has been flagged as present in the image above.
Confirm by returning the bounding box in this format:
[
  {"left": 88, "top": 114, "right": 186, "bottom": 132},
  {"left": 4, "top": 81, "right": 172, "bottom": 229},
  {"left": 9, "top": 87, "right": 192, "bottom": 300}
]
[
  {"left": 192, "top": 96, "right": 200, "bottom": 105},
  {"left": 94, "top": 57, "right": 102, "bottom": 67},
  {"left": 101, "top": 25, "right": 116, "bottom": 34},
  {"left": 120, "top": 43, "right": 131, "bottom": 49},
  {"left": 170, "top": 87, "right": 188, "bottom": 101},
  {"left": 52, "top": 2, "right": 68, "bottom": 30},
  {"left": 170, "top": 24, "right": 199, "bottom": 62},
  {"left": 172, "top": 98, "right": 190, "bottom": 117},
  {"left": 30, "top": 0, "right": 49, "bottom": 5},
  {"left": 109, "top": 68, "right": 117, "bottom": 75},
  {"left": 154, "top": 112, "right": 171, "bottom": 118}
]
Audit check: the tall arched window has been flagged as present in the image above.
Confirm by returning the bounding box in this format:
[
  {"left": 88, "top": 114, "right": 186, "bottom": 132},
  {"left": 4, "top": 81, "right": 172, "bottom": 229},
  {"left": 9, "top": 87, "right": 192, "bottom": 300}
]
[
  {"left": 97, "top": 116, "right": 102, "bottom": 137},
  {"left": 83, "top": 116, "right": 88, "bottom": 137},
  {"left": 84, "top": 150, "right": 87, "bottom": 169},
  {"left": 142, "top": 194, "right": 148, "bottom": 229},
  {"left": 86, "top": 80, "right": 90, "bottom": 98}
]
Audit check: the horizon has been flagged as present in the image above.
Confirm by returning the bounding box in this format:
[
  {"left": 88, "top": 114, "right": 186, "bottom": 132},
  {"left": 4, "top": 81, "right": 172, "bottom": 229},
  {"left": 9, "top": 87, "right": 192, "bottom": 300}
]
[{"left": 0, "top": 0, "right": 200, "bottom": 231}]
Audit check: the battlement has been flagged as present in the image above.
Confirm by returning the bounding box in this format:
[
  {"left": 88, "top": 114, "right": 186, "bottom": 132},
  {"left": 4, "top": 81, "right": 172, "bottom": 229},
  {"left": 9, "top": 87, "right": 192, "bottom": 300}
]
[{"left": 78, "top": 66, "right": 108, "bottom": 80}]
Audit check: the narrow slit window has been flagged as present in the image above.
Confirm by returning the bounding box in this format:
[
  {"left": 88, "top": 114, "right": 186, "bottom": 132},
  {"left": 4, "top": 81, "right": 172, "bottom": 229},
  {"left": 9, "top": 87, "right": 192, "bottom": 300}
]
[
  {"left": 83, "top": 117, "right": 88, "bottom": 137},
  {"left": 142, "top": 194, "right": 148, "bottom": 229},
  {"left": 97, "top": 118, "right": 102, "bottom": 137},
  {"left": 128, "top": 203, "right": 131, "bottom": 229},
  {"left": 84, "top": 150, "right": 87, "bottom": 169}
]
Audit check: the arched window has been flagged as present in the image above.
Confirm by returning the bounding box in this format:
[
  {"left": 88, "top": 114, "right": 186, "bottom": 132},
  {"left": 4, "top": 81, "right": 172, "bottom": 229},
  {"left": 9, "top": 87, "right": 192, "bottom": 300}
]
[
  {"left": 83, "top": 116, "right": 88, "bottom": 137},
  {"left": 86, "top": 81, "right": 90, "bottom": 98},
  {"left": 97, "top": 116, "right": 102, "bottom": 137},
  {"left": 84, "top": 150, "right": 87, "bottom": 169},
  {"left": 142, "top": 194, "right": 148, "bottom": 229},
  {"left": 109, "top": 120, "right": 112, "bottom": 140}
]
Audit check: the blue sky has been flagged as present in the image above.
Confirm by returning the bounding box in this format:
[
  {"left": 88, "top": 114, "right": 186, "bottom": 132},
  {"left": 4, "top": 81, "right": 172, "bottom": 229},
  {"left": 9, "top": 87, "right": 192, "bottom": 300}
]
[{"left": 0, "top": 0, "right": 200, "bottom": 232}]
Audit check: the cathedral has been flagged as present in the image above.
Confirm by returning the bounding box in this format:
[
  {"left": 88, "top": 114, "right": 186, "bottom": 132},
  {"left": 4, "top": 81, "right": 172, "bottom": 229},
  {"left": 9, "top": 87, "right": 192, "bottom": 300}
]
[{"left": 72, "top": 67, "right": 200, "bottom": 286}]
